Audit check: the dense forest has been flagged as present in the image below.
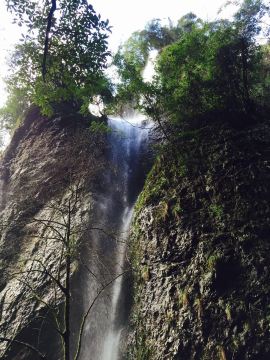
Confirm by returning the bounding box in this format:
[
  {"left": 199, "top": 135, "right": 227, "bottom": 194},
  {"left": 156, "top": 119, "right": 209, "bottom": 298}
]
[
  {"left": 0, "top": 0, "right": 269, "bottom": 136},
  {"left": 0, "top": 0, "right": 270, "bottom": 359}
]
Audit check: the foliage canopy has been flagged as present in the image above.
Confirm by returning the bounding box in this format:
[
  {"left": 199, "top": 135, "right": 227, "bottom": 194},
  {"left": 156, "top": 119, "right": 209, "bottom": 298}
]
[
  {"left": 1, "top": 0, "right": 112, "bottom": 132},
  {"left": 113, "top": 0, "right": 270, "bottom": 138}
]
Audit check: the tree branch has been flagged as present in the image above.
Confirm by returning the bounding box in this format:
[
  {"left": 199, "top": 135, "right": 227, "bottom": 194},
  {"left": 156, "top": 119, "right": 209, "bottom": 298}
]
[
  {"left": 42, "top": 0, "right": 56, "bottom": 81},
  {"left": 74, "top": 270, "right": 129, "bottom": 360},
  {"left": 0, "top": 337, "right": 47, "bottom": 359},
  {"left": 31, "top": 258, "right": 67, "bottom": 295}
]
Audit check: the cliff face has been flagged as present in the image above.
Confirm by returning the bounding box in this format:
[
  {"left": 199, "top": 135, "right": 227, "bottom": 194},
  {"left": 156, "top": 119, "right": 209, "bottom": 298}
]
[
  {"left": 1, "top": 105, "right": 269, "bottom": 360},
  {"left": 130, "top": 117, "right": 270, "bottom": 359},
  {"left": 0, "top": 106, "right": 104, "bottom": 359}
]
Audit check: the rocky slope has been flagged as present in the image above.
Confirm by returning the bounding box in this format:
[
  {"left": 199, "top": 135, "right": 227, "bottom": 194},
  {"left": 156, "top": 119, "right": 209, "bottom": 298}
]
[
  {"left": 130, "top": 115, "right": 270, "bottom": 360},
  {"left": 0, "top": 106, "right": 105, "bottom": 359}
]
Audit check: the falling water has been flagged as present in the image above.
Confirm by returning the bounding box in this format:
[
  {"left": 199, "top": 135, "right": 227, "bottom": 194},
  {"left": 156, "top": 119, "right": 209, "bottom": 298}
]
[{"left": 73, "top": 113, "right": 151, "bottom": 360}]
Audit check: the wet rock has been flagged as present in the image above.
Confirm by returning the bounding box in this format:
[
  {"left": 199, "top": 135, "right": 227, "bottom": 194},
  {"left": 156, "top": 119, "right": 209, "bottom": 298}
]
[
  {"left": 0, "top": 106, "right": 103, "bottom": 358},
  {"left": 129, "top": 119, "right": 270, "bottom": 359}
]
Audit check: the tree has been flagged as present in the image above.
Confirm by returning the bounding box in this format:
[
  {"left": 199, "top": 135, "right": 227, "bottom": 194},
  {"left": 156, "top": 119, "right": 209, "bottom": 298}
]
[
  {"left": 1, "top": 0, "right": 112, "bottom": 120},
  {"left": 114, "top": 2, "right": 270, "bottom": 139},
  {"left": 0, "top": 128, "right": 125, "bottom": 360},
  {"left": 111, "top": 14, "right": 206, "bottom": 138},
  {"left": 1, "top": 192, "right": 124, "bottom": 360}
]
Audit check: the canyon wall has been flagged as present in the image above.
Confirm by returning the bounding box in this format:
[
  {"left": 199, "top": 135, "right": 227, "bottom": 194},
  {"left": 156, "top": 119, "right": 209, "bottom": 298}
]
[{"left": 130, "top": 117, "right": 270, "bottom": 360}]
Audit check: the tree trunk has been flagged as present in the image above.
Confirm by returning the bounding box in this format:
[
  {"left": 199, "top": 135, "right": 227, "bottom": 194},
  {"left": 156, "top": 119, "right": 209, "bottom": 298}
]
[
  {"left": 241, "top": 38, "right": 251, "bottom": 112},
  {"left": 64, "top": 202, "right": 71, "bottom": 360}
]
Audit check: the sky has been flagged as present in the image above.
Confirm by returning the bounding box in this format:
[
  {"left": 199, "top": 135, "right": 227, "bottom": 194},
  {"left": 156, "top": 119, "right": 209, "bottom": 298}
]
[
  {"left": 89, "top": 0, "right": 238, "bottom": 51},
  {"left": 0, "top": 0, "right": 239, "bottom": 108}
]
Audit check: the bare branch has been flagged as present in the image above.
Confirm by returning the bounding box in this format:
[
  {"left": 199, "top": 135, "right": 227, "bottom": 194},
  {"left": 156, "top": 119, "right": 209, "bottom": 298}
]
[
  {"left": 31, "top": 258, "right": 67, "bottom": 295},
  {"left": 74, "top": 270, "right": 129, "bottom": 360},
  {"left": 32, "top": 218, "right": 66, "bottom": 229},
  {"left": 0, "top": 337, "right": 47, "bottom": 359},
  {"left": 30, "top": 218, "right": 66, "bottom": 244}
]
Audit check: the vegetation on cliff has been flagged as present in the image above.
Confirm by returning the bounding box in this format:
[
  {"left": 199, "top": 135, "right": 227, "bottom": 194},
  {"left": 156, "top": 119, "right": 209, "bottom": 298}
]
[
  {"left": 1, "top": 0, "right": 269, "bottom": 139},
  {"left": 0, "top": 0, "right": 112, "bottom": 134},
  {"left": 113, "top": 0, "right": 270, "bottom": 138}
]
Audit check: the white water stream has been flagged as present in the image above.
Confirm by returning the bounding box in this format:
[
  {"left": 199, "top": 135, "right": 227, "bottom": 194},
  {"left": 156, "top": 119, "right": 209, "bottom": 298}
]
[
  {"left": 100, "top": 207, "right": 134, "bottom": 360},
  {"left": 75, "top": 114, "right": 151, "bottom": 360}
]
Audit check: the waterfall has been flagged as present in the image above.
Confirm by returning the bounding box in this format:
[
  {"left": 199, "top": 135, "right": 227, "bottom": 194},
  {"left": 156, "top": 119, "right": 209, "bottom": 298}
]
[
  {"left": 73, "top": 113, "right": 151, "bottom": 360},
  {"left": 0, "top": 129, "right": 11, "bottom": 150},
  {"left": 142, "top": 49, "right": 158, "bottom": 83}
]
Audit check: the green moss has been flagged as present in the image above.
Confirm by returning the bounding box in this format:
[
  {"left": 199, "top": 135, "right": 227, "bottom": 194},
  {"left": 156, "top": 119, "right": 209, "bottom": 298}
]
[
  {"left": 178, "top": 289, "right": 189, "bottom": 308},
  {"left": 225, "top": 304, "right": 232, "bottom": 321},
  {"left": 209, "top": 203, "right": 224, "bottom": 221},
  {"left": 194, "top": 297, "right": 203, "bottom": 319},
  {"left": 153, "top": 201, "right": 169, "bottom": 224},
  {"left": 207, "top": 252, "right": 221, "bottom": 271},
  {"left": 129, "top": 224, "right": 143, "bottom": 271},
  {"left": 134, "top": 147, "right": 189, "bottom": 217},
  {"left": 134, "top": 165, "right": 157, "bottom": 213},
  {"left": 126, "top": 328, "right": 153, "bottom": 360},
  {"left": 217, "top": 345, "right": 227, "bottom": 360},
  {"left": 178, "top": 158, "right": 187, "bottom": 177},
  {"left": 172, "top": 203, "right": 182, "bottom": 219},
  {"left": 141, "top": 265, "right": 150, "bottom": 282}
]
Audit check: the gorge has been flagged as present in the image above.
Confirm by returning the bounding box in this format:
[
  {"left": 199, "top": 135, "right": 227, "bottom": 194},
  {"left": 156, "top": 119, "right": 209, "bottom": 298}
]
[{"left": 0, "top": 0, "right": 270, "bottom": 359}]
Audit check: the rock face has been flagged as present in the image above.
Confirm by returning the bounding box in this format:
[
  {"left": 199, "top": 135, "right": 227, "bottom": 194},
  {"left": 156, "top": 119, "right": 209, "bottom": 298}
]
[
  {"left": 130, "top": 118, "right": 270, "bottom": 359},
  {"left": 1, "top": 106, "right": 269, "bottom": 360},
  {"left": 0, "top": 106, "right": 105, "bottom": 359}
]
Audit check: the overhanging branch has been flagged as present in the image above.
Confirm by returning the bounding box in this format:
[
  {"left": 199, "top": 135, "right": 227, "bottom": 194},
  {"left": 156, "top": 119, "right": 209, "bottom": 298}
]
[{"left": 42, "top": 0, "right": 56, "bottom": 81}]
